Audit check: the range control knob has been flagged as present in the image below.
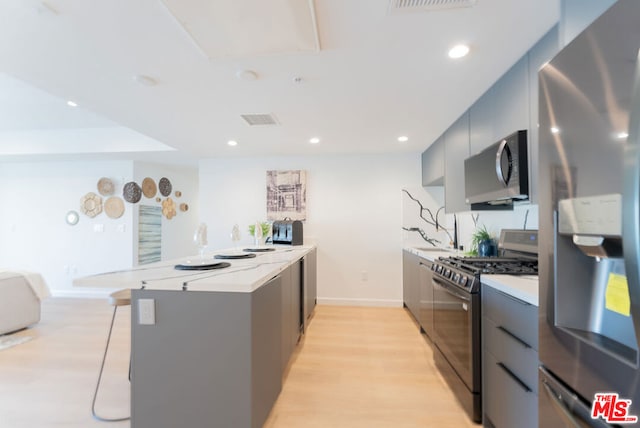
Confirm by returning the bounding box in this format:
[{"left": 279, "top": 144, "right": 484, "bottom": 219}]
[
  {"left": 452, "top": 273, "right": 460, "bottom": 283},
  {"left": 458, "top": 276, "right": 468, "bottom": 287},
  {"left": 444, "top": 269, "right": 451, "bottom": 279}
]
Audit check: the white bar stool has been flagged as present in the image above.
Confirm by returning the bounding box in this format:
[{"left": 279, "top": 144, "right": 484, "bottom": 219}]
[{"left": 91, "top": 288, "right": 131, "bottom": 422}]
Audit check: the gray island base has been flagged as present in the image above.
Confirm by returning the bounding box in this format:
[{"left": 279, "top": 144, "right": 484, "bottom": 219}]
[{"left": 76, "top": 246, "right": 317, "bottom": 428}]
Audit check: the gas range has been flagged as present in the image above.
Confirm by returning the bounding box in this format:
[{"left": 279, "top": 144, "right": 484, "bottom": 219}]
[
  {"left": 428, "top": 229, "right": 538, "bottom": 423},
  {"left": 431, "top": 229, "right": 538, "bottom": 293}
]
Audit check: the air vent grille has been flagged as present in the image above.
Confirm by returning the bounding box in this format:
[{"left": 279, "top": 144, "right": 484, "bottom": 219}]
[
  {"left": 389, "top": 0, "right": 477, "bottom": 12},
  {"left": 241, "top": 114, "right": 279, "bottom": 126}
]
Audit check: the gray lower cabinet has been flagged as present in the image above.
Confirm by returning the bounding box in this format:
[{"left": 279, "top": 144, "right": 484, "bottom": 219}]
[
  {"left": 303, "top": 247, "right": 317, "bottom": 329},
  {"left": 402, "top": 250, "right": 420, "bottom": 322},
  {"left": 482, "top": 284, "right": 538, "bottom": 428},
  {"left": 131, "top": 275, "right": 283, "bottom": 428},
  {"left": 418, "top": 259, "right": 434, "bottom": 338},
  {"left": 130, "top": 252, "right": 317, "bottom": 428},
  {"left": 281, "top": 261, "right": 302, "bottom": 374}
]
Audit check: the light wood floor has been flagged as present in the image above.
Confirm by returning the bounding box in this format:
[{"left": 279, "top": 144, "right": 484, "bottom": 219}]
[{"left": 0, "top": 299, "right": 477, "bottom": 427}]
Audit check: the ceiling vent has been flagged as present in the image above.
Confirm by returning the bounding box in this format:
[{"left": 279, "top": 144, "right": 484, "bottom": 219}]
[
  {"left": 241, "top": 114, "right": 279, "bottom": 126},
  {"left": 388, "top": 0, "right": 477, "bottom": 13}
]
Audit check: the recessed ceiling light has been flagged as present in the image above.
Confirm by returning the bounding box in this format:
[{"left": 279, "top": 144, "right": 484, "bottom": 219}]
[
  {"left": 616, "top": 132, "right": 629, "bottom": 140},
  {"left": 550, "top": 127, "right": 560, "bottom": 134},
  {"left": 398, "top": 136, "right": 409, "bottom": 142},
  {"left": 309, "top": 137, "right": 320, "bottom": 144},
  {"left": 67, "top": 100, "right": 78, "bottom": 107},
  {"left": 134, "top": 75, "right": 158, "bottom": 86},
  {"left": 227, "top": 140, "right": 238, "bottom": 146},
  {"left": 448, "top": 44, "right": 470, "bottom": 59},
  {"left": 36, "top": 2, "right": 58, "bottom": 15},
  {"left": 236, "top": 70, "right": 258, "bottom": 81}
]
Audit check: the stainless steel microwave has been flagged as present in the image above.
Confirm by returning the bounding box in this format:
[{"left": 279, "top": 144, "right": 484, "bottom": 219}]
[{"left": 464, "top": 130, "right": 529, "bottom": 210}]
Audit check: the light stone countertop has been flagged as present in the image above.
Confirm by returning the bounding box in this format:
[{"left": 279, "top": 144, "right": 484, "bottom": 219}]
[
  {"left": 481, "top": 274, "right": 539, "bottom": 306},
  {"left": 73, "top": 245, "right": 315, "bottom": 293},
  {"left": 404, "top": 246, "right": 456, "bottom": 262}
]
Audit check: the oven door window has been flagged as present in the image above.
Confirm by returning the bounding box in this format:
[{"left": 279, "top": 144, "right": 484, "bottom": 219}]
[{"left": 432, "top": 277, "right": 478, "bottom": 390}]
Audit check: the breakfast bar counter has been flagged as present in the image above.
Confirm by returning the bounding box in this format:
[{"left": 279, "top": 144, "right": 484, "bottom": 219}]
[{"left": 75, "top": 245, "right": 317, "bottom": 428}]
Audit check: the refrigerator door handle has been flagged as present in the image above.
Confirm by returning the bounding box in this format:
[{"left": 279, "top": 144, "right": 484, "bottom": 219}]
[
  {"left": 539, "top": 367, "right": 613, "bottom": 428},
  {"left": 622, "top": 48, "right": 640, "bottom": 351},
  {"left": 495, "top": 138, "right": 512, "bottom": 186},
  {"left": 541, "top": 380, "right": 583, "bottom": 428}
]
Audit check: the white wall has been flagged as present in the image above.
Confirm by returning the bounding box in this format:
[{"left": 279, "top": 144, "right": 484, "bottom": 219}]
[
  {"left": 0, "top": 161, "right": 134, "bottom": 297},
  {"left": 132, "top": 162, "right": 200, "bottom": 262},
  {"left": 0, "top": 160, "right": 200, "bottom": 297},
  {"left": 199, "top": 153, "right": 421, "bottom": 307}
]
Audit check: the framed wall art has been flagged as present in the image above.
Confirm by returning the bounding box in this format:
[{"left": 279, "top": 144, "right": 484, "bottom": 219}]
[{"left": 266, "top": 170, "right": 307, "bottom": 221}]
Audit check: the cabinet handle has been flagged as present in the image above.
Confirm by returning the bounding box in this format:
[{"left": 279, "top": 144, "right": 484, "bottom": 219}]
[
  {"left": 497, "top": 325, "right": 531, "bottom": 349},
  {"left": 497, "top": 362, "right": 531, "bottom": 393}
]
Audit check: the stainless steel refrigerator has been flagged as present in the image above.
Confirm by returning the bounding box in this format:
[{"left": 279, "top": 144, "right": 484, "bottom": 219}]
[{"left": 539, "top": 0, "right": 640, "bottom": 426}]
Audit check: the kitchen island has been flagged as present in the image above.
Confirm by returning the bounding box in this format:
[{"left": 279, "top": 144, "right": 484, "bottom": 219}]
[{"left": 75, "top": 245, "right": 317, "bottom": 428}]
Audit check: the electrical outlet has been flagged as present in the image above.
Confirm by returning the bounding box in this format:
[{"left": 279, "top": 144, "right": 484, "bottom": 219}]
[
  {"left": 138, "top": 299, "right": 155, "bottom": 325},
  {"left": 93, "top": 224, "right": 104, "bottom": 233},
  {"left": 361, "top": 271, "right": 368, "bottom": 281}
]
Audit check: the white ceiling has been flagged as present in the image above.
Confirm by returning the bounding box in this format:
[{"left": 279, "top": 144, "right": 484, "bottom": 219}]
[{"left": 0, "top": 0, "right": 560, "bottom": 163}]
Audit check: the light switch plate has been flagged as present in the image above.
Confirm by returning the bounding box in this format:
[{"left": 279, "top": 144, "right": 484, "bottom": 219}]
[{"left": 138, "top": 299, "right": 155, "bottom": 325}]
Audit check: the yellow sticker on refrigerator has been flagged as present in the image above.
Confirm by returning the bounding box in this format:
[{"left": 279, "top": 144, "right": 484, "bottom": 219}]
[{"left": 605, "top": 273, "right": 631, "bottom": 317}]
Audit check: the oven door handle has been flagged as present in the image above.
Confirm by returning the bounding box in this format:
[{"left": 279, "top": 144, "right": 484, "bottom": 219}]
[{"left": 433, "top": 277, "right": 471, "bottom": 302}]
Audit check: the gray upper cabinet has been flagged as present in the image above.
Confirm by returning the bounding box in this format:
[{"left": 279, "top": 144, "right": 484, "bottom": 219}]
[
  {"left": 470, "top": 56, "right": 528, "bottom": 157},
  {"left": 444, "top": 111, "right": 470, "bottom": 213},
  {"left": 421, "top": 136, "right": 444, "bottom": 186},
  {"left": 469, "top": 87, "right": 495, "bottom": 156},
  {"left": 430, "top": 26, "right": 559, "bottom": 210},
  {"left": 492, "top": 56, "right": 530, "bottom": 142},
  {"left": 528, "top": 26, "right": 559, "bottom": 204}
]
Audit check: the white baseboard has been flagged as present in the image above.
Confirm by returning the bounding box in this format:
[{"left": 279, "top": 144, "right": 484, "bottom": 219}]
[
  {"left": 316, "top": 297, "right": 402, "bottom": 308},
  {"left": 50, "top": 288, "right": 114, "bottom": 299}
]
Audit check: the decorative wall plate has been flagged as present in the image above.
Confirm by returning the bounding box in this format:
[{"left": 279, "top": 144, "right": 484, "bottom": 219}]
[
  {"left": 123, "top": 182, "right": 142, "bottom": 203},
  {"left": 179, "top": 203, "right": 189, "bottom": 212},
  {"left": 80, "top": 192, "right": 103, "bottom": 218},
  {"left": 104, "top": 196, "right": 125, "bottom": 219},
  {"left": 142, "top": 177, "right": 157, "bottom": 198},
  {"left": 159, "top": 177, "right": 172, "bottom": 197},
  {"left": 97, "top": 177, "right": 115, "bottom": 196},
  {"left": 175, "top": 190, "right": 182, "bottom": 198},
  {"left": 161, "top": 197, "right": 176, "bottom": 219}
]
